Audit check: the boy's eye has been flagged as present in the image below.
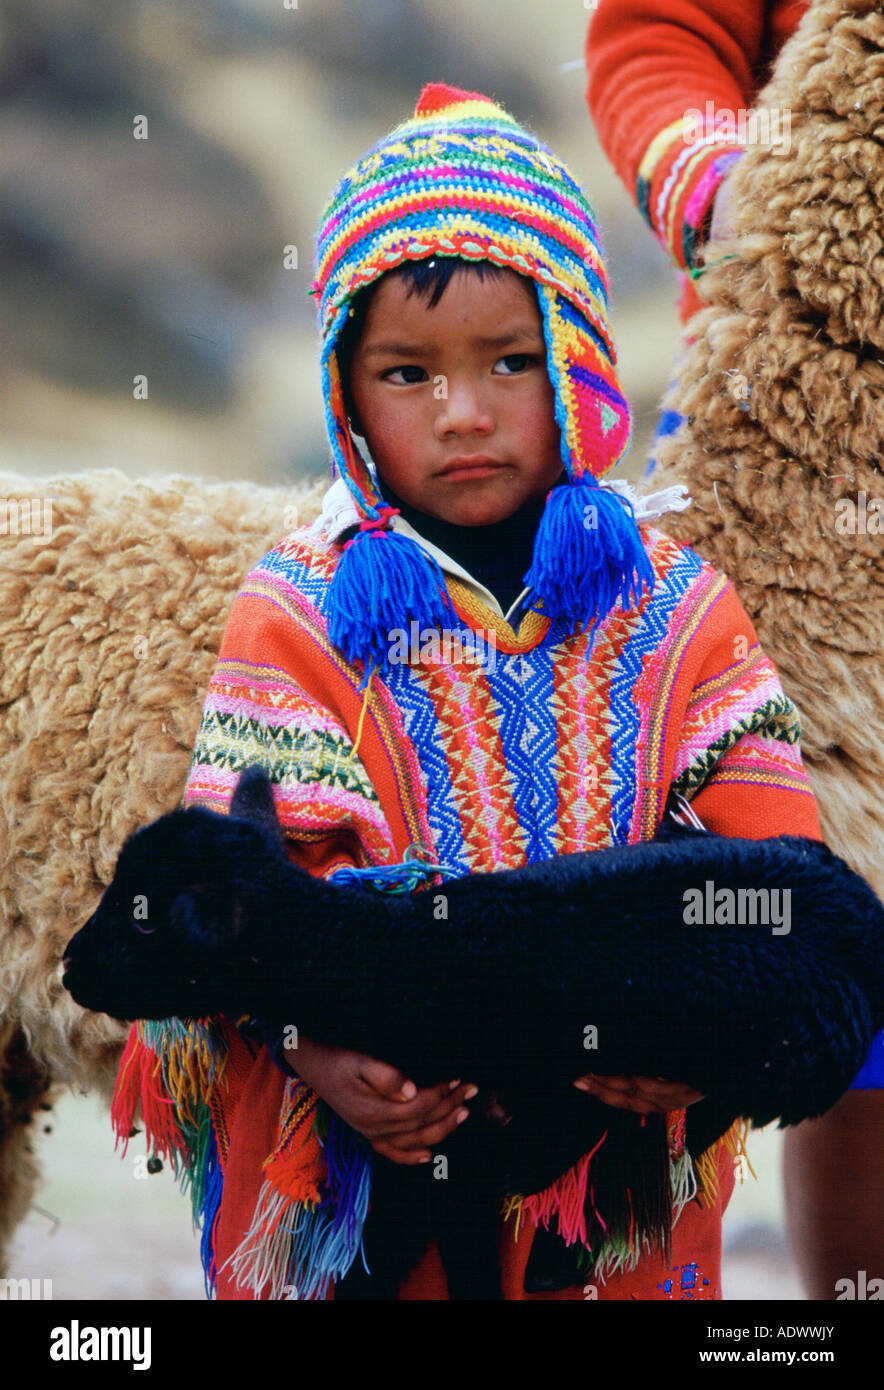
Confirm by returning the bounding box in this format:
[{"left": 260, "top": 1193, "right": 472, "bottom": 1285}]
[
  {"left": 383, "top": 365, "right": 428, "bottom": 384},
  {"left": 494, "top": 354, "right": 535, "bottom": 374}
]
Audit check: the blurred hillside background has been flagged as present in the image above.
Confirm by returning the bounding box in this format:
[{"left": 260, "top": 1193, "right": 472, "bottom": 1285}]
[
  {"left": 0, "top": 0, "right": 682, "bottom": 486},
  {"left": 4, "top": 0, "right": 804, "bottom": 1299}
]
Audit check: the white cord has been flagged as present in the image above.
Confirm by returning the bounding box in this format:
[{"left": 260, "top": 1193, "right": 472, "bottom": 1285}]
[{"left": 669, "top": 791, "right": 708, "bottom": 831}]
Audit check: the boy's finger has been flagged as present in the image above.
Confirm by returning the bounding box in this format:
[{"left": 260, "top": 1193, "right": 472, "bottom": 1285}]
[
  {"left": 595, "top": 1091, "right": 659, "bottom": 1114},
  {"left": 642, "top": 1078, "right": 703, "bottom": 1100},
  {"left": 625, "top": 1077, "right": 706, "bottom": 1106},
  {"left": 378, "top": 1105, "right": 471, "bottom": 1153},
  {"left": 370, "top": 1138, "right": 434, "bottom": 1166},
  {"left": 414, "top": 1081, "right": 477, "bottom": 1125},
  {"left": 360, "top": 1084, "right": 477, "bottom": 1137},
  {"left": 358, "top": 1056, "right": 418, "bottom": 1102},
  {"left": 576, "top": 1077, "right": 656, "bottom": 1113},
  {"left": 577, "top": 1077, "right": 624, "bottom": 1101},
  {"left": 410, "top": 1106, "right": 472, "bottom": 1148},
  {"left": 371, "top": 1077, "right": 476, "bottom": 1124},
  {"left": 592, "top": 1074, "right": 635, "bottom": 1092},
  {"left": 575, "top": 1074, "right": 635, "bottom": 1093}
]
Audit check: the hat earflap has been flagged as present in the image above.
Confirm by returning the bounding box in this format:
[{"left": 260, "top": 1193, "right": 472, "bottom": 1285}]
[
  {"left": 320, "top": 312, "right": 456, "bottom": 688},
  {"left": 525, "top": 285, "right": 655, "bottom": 640}
]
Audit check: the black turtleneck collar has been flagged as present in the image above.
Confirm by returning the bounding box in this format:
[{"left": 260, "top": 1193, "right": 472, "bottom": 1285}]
[{"left": 375, "top": 470, "right": 567, "bottom": 617}]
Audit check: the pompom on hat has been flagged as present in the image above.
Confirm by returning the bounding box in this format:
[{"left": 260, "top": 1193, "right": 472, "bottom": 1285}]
[{"left": 310, "top": 82, "right": 656, "bottom": 686}]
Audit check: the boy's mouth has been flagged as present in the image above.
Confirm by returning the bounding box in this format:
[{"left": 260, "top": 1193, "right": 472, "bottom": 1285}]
[{"left": 437, "top": 456, "right": 508, "bottom": 480}]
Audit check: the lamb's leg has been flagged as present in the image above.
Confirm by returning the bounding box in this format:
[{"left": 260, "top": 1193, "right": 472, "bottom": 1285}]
[
  {"left": 0, "top": 1020, "right": 55, "bottom": 1275},
  {"left": 433, "top": 1176, "right": 504, "bottom": 1301},
  {"left": 335, "top": 1157, "right": 505, "bottom": 1301}
]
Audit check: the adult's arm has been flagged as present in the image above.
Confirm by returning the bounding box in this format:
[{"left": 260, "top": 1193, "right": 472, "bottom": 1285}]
[{"left": 584, "top": 0, "right": 800, "bottom": 270}]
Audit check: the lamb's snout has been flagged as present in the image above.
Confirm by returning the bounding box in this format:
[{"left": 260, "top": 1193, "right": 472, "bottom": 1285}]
[
  {"left": 61, "top": 938, "right": 79, "bottom": 986},
  {"left": 60, "top": 916, "right": 93, "bottom": 985}
]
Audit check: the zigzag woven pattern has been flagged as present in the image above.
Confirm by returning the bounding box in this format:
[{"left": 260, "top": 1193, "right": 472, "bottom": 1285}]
[{"left": 185, "top": 522, "right": 821, "bottom": 874}]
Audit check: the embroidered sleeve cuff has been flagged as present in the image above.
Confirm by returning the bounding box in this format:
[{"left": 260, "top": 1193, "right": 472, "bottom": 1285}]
[{"left": 637, "top": 119, "right": 747, "bottom": 271}]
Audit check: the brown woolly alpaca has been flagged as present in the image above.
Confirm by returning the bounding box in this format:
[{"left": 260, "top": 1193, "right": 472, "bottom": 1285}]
[
  {"left": 649, "top": 0, "right": 884, "bottom": 902},
  {"left": 646, "top": 0, "right": 884, "bottom": 1298},
  {"left": 0, "top": 467, "right": 324, "bottom": 1271}
]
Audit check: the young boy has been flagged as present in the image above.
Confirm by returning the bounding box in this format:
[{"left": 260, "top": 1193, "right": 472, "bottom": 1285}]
[{"left": 117, "top": 83, "right": 824, "bottom": 1300}]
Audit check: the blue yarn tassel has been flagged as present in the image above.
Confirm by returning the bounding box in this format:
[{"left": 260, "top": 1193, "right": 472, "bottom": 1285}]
[
  {"left": 323, "top": 1113, "right": 373, "bottom": 1264},
  {"left": 326, "top": 527, "right": 456, "bottom": 690},
  {"left": 329, "top": 844, "right": 463, "bottom": 894},
  {"left": 523, "top": 480, "right": 655, "bottom": 644},
  {"left": 283, "top": 1117, "right": 373, "bottom": 1300},
  {"left": 198, "top": 1124, "right": 224, "bottom": 1299}
]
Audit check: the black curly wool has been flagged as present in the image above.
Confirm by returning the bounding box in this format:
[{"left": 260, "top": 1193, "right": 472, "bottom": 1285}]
[{"left": 63, "top": 764, "right": 884, "bottom": 1298}]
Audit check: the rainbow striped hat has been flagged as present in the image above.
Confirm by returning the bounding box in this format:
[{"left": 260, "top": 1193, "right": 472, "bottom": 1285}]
[{"left": 311, "top": 82, "right": 654, "bottom": 684}]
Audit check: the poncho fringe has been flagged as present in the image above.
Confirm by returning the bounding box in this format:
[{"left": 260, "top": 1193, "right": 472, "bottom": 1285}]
[{"left": 110, "top": 1016, "right": 751, "bottom": 1300}]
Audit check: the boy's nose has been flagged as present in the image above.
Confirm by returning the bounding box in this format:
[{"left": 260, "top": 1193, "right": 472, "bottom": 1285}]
[{"left": 434, "top": 380, "right": 494, "bottom": 437}]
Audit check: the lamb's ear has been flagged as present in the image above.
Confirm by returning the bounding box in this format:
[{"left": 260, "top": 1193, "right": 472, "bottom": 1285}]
[{"left": 229, "top": 764, "right": 285, "bottom": 845}]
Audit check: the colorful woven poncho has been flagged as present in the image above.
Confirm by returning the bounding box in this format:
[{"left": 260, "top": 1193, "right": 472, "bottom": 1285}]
[{"left": 110, "top": 81, "right": 824, "bottom": 1299}]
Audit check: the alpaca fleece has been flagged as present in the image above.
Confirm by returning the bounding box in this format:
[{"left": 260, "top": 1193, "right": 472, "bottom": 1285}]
[
  {"left": 648, "top": 0, "right": 884, "bottom": 901},
  {"left": 0, "top": 466, "right": 324, "bottom": 1271}
]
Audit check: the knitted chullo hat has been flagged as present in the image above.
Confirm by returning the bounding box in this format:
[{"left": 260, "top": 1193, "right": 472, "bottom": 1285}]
[{"left": 311, "top": 82, "right": 654, "bottom": 686}]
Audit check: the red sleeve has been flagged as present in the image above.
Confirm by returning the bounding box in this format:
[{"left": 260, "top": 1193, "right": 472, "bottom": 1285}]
[
  {"left": 584, "top": 0, "right": 804, "bottom": 270},
  {"left": 688, "top": 745, "right": 823, "bottom": 842}
]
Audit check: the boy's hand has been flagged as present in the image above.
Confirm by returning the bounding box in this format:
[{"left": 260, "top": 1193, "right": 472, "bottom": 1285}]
[
  {"left": 293, "top": 1035, "right": 477, "bottom": 1166},
  {"left": 573, "top": 1073, "right": 705, "bottom": 1114}
]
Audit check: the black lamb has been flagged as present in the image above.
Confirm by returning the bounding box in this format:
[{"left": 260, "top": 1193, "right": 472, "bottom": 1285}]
[{"left": 63, "top": 764, "right": 884, "bottom": 1298}]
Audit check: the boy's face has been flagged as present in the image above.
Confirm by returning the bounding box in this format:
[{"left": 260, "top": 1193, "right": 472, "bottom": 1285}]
[{"left": 347, "top": 265, "right": 564, "bottom": 526}]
